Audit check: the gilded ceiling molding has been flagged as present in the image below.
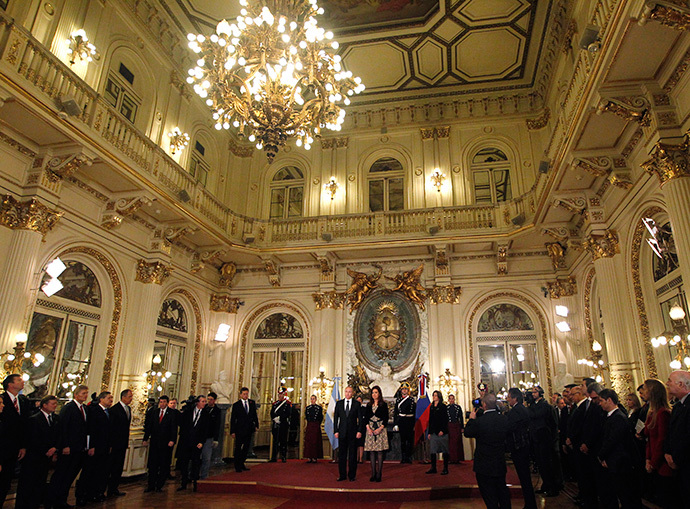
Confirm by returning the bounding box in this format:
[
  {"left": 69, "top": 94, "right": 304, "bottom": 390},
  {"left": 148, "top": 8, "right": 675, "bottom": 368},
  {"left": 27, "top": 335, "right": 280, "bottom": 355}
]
[
  {"left": 190, "top": 249, "right": 225, "bottom": 273},
  {"left": 607, "top": 172, "right": 633, "bottom": 189},
  {"left": 640, "top": 1, "right": 690, "bottom": 31},
  {"left": 0, "top": 130, "right": 36, "bottom": 158},
  {"left": 163, "top": 225, "right": 195, "bottom": 243},
  {"left": 101, "top": 195, "right": 154, "bottom": 230},
  {"left": 545, "top": 276, "right": 577, "bottom": 299},
  {"left": 467, "top": 292, "right": 552, "bottom": 394},
  {"left": 238, "top": 302, "right": 311, "bottom": 387},
  {"left": 218, "top": 261, "right": 237, "bottom": 287},
  {"left": 545, "top": 242, "right": 566, "bottom": 270},
  {"left": 622, "top": 129, "right": 644, "bottom": 158},
  {"left": 553, "top": 196, "right": 587, "bottom": 214},
  {"left": 664, "top": 49, "right": 690, "bottom": 92},
  {"left": 572, "top": 156, "right": 613, "bottom": 177},
  {"left": 596, "top": 96, "right": 651, "bottom": 126},
  {"left": 428, "top": 285, "right": 462, "bottom": 304},
  {"left": 170, "top": 289, "right": 203, "bottom": 393},
  {"left": 228, "top": 139, "right": 254, "bottom": 158},
  {"left": 420, "top": 127, "right": 435, "bottom": 140},
  {"left": 57, "top": 246, "right": 123, "bottom": 391},
  {"left": 210, "top": 294, "right": 243, "bottom": 313},
  {"left": 526, "top": 108, "right": 550, "bottom": 130},
  {"left": 45, "top": 153, "right": 92, "bottom": 183},
  {"left": 312, "top": 291, "right": 346, "bottom": 310},
  {"left": 320, "top": 138, "right": 335, "bottom": 149},
  {"left": 583, "top": 267, "right": 596, "bottom": 350},
  {"left": 542, "top": 226, "right": 571, "bottom": 242},
  {"left": 641, "top": 137, "right": 690, "bottom": 185},
  {"left": 135, "top": 259, "right": 173, "bottom": 285},
  {"left": 0, "top": 195, "right": 63, "bottom": 238},
  {"left": 582, "top": 230, "right": 620, "bottom": 260}
]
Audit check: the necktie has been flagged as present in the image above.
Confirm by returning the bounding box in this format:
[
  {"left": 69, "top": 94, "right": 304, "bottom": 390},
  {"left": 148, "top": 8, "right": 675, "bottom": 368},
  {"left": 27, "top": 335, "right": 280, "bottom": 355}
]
[
  {"left": 48, "top": 414, "right": 53, "bottom": 426},
  {"left": 126, "top": 405, "right": 131, "bottom": 420},
  {"left": 159, "top": 409, "right": 164, "bottom": 423},
  {"left": 13, "top": 397, "right": 19, "bottom": 414},
  {"left": 194, "top": 409, "right": 199, "bottom": 426},
  {"left": 346, "top": 400, "right": 350, "bottom": 415},
  {"left": 105, "top": 407, "right": 110, "bottom": 418},
  {"left": 244, "top": 400, "right": 248, "bottom": 414},
  {"left": 79, "top": 404, "right": 86, "bottom": 421}
]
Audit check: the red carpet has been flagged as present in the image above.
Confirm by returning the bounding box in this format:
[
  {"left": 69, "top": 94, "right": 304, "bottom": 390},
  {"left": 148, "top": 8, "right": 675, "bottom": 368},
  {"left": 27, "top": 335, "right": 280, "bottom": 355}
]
[{"left": 198, "top": 460, "right": 523, "bottom": 502}]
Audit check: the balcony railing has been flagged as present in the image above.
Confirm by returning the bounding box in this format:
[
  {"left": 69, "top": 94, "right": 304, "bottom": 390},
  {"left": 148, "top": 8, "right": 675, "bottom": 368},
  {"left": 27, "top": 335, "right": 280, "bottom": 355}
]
[{"left": 0, "top": 14, "right": 539, "bottom": 249}]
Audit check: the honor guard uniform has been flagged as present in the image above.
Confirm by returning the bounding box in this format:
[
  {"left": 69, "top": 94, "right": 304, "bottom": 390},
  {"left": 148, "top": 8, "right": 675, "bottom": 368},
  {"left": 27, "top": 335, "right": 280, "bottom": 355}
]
[
  {"left": 394, "top": 382, "right": 416, "bottom": 463},
  {"left": 270, "top": 388, "right": 292, "bottom": 462}
]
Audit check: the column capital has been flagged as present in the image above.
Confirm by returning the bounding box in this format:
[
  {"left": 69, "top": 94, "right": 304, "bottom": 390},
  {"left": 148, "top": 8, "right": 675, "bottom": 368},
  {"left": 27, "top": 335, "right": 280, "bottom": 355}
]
[
  {"left": 642, "top": 137, "right": 690, "bottom": 185},
  {"left": 583, "top": 230, "right": 620, "bottom": 260},
  {"left": 428, "top": 284, "right": 462, "bottom": 304},
  {"left": 0, "top": 195, "right": 63, "bottom": 238},
  {"left": 312, "top": 291, "right": 346, "bottom": 310},
  {"left": 210, "top": 294, "right": 243, "bottom": 313},
  {"left": 135, "top": 259, "right": 172, "bottom": 285},
  {"left": 640, "top": 1, "right": 690, "bottom": 31},
  {"left": 545, "top": 276, "right": 577, "bottom": 299}
]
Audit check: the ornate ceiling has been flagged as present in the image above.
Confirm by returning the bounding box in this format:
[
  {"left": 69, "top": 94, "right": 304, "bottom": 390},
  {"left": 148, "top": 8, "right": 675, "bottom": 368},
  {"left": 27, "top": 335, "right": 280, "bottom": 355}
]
[{"left": 167, "top": 0, "right": 554, "bottom": 104}]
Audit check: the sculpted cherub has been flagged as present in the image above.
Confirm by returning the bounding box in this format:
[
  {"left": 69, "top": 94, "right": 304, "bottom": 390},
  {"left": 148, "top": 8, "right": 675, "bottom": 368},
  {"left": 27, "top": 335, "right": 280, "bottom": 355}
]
[
  {"left": 345, "top": 266, "right": 382, "bottom": 313},
  {"left": 387, "top": 264, "right": 427, "bottom": 311}
]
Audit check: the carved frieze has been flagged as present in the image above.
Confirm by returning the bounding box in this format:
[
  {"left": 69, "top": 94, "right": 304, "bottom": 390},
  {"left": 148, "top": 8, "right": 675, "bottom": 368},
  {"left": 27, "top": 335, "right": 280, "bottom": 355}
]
[
  {"left": 45, "top": 153, "right": 92, "bottom": 183},
  {"left": 641, "top": 1, "right": 690, "bottom": 31},
  {"left": 582, "top": 230, "right": 620, "bottom": 260},
  {"left": 642, "top": 137, "right": 690, "bottom": 185},
  {"left": 219, "top": 261, "right": 237, "bottom": 287},
  {"left": 545, "top": 242, "right": 566, "bottom": 270},
  {"left": 597, "top": 96, "right": 651, "bottom": 126},
  {"left": 312, "top": 291, "right": 346, "bottom": 310},
  {"left": 428, "top": 285, "right": 462, "bottom": 304},
  {"left": 545, "top": 276, "right": 577, "bottom": 299},
  {"left": 0, "top": 195, "right": 62, "bottom": 237},
  {"left": 210, "top": 294, "right": 243, "bottom": 313},
  {"left": 228, "top": 139, "right": 254, "bottom": 158},
  {"left": 101, "top": 195, "right": 154, "bottom": 230},
  {"left": 135, "top": 260, "right": 172, "bottom": 285},
  {"left": 526, "top": 108, "right": 550, "bottom": 130}
]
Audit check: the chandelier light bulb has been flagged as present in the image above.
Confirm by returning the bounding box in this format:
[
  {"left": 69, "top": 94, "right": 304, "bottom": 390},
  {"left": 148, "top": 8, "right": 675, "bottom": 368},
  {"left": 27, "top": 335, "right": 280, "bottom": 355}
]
[
  {"left": 684, "top": 357, "right": 690, "bottom": 368},
  {"left": 670, "top": 359, "right": 682, "bottom": 370},
  {"left": 592, "top": 340, "right": 602, "bottom": 352},
  {"left": 669, "top": 302, "right": 686, "bottom": 321},
  {"left": 153, "top": 354, "right": 162, "bottom": 365}
]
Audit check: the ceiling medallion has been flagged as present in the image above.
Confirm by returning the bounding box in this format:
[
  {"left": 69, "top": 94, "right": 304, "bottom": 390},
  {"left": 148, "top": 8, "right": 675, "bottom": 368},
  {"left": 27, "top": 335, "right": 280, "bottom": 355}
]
[{"left": 186, "top": 0, "right": 365, "bottom": 162}]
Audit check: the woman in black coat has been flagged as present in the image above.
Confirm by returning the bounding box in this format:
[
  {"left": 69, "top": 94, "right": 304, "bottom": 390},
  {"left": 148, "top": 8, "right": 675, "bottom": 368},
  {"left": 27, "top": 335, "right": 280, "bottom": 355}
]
[
  {"left": 426, "top": 390, "right": 449, "bottom": 475},
  {"left": 362, "top": 386, "right": 388, "bottom": 482}
]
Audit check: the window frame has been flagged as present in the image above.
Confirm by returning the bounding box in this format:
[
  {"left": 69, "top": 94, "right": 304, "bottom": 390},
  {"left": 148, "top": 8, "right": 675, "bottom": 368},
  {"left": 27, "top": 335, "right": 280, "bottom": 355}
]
[
  {"left": 103, "top": 70, "right": 141, "bottom": 125},
  {"left": 269, "top": 166, "right": 305, "bottom": 220},
  {"left": 367, "top": 157, "right": 405, "bottom": 213},
  {"left": 470, "top": 148, "right": 512, "bottom": 204}
]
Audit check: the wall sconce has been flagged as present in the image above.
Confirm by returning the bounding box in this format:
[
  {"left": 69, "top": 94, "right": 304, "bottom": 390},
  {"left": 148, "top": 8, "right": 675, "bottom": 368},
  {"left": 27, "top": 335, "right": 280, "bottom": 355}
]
[
  {"left": 578, "top": 339, "right": 608, "bottom": 382},
  {"left": 430, "top": 168, "right": 446, "bottom": 193},
  {"left": 323, "top": 176, "right": 338, "bottom": 200},
  {"left": 309, "top": 367, "right": 334, "bottom": 407},
  {"left": 651, "top": 299, "right": 690, "bottom": 370},
  {"left": 168, "top": 127, "right": 190, "bottom": 154},
  {"left": 66, "top": 29, "right": 98, "bottom": 65},
  {"left": 144, "top": 354, "right": 172, "bottom": 393},
  {"left": 435, "top": 368, "right": 462, "bottom": 399},
  {"left": 214, "top": 323, "right": 230, "bottom": 342},
  {"left": 1, "top": 340, "right": 45, "bottom": 382}
]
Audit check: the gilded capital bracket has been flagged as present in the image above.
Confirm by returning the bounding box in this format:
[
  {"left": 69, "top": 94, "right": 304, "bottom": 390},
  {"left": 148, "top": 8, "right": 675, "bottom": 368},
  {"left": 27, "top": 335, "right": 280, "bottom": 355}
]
[
  {"left": 596, "top": 96, "right": 651, "bottom": 126},
  {"left": 101, "top": 195, "right": 154, "bottom": 230},
  {"left": 640, "top": 1, "right": 690, "bottom": 31},
  {"left": 0, "top": 195, "right": 63, "bottom": 238},
  {"left": 135, "top": 259, "right": 173, "bottom": 285},
  {"left": 428, "top": 285, "right": 462, "bottom": 304},
  {"left": 210, "top": 294, "right": 243, "bottom": 313},
  {"left": 641, "top": 137, "right": 690, "bottom": 185},
  {"left": 526, "top": 108, "right": 550, "bottom": 130},
  {"left": 45, "top": 153, "right": 92, "bottom": 183},
  {"left": 312, "top": 291, "right": 346, "bottom": 310},
  {"left": 545, "top": 276, "right": 577, "bottom": 299},
  {"left": 545, "top": 242, "right": 566, "bottom": 270},
  {"left": 582, "top": 230, "right": 620, "bottom": 260}
]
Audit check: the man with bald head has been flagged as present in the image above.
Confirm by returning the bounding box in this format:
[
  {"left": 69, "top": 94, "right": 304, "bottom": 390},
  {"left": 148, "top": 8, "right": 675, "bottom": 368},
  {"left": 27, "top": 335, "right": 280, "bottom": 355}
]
[
  {"left": 665, "top": 370, "right": 690, "bottom": 507},
  {"left": 464, "top": 393, "right": 511, "bottom": 509}
]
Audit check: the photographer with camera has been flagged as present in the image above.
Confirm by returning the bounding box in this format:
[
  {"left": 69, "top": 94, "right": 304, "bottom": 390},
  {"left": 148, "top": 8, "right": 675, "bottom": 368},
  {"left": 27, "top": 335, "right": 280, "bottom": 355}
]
[{"left": 506, "top": 388, "right": 537, "bottom": 509}]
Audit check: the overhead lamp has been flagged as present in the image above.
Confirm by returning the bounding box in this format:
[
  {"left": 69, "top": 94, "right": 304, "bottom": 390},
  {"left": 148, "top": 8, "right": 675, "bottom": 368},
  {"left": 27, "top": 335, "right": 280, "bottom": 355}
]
[
  {"left": 323, "top": 176, "right": 338, "bottom": 200},
  {"left": 555, "top": 305, "right": 569, "bottom": 317},
  {"left": 214, "top": 323, "right": 231, "bottom": 342},
  {"left": 592, "top": 339, "right": 602, "bottom": 352},
  {"left": 556, "top": 321, "right": 571, "bottom": 332},
  {"left": 152, "top": 354, "right": 162, "bottom": 365},
  {"left": 489, "top": 358, "right": 505, "bottom": 373}
]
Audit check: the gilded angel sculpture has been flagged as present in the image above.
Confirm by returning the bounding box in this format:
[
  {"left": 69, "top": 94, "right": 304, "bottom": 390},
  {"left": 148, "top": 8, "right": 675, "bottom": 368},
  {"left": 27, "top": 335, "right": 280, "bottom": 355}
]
[
  {"left": 345, "top": 266, "right": 381, "bottom": 313},
  {"left": 387, "top": 264, "right": 427, "bottom": 311}
]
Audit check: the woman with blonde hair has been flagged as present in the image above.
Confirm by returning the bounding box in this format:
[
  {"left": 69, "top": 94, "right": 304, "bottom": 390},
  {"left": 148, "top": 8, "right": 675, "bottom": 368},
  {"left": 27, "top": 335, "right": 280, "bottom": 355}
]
[{"left": 643, "top": 378, "right": 672, "bottom": 508}]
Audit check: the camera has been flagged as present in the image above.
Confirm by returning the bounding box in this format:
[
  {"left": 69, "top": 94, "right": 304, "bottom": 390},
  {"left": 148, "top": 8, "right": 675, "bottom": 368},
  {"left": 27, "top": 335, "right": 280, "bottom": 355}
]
[{"left": 472, "top": 397, "right": 482, "bottom": 409}]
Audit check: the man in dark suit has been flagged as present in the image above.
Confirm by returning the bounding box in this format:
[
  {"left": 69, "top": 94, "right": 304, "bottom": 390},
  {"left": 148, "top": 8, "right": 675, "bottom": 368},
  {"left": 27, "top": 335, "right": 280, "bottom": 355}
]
[
  {"left": 200, "top": 392, "right": 222, "bottom": 478},
  {"left": 48, "top": 384, "right": 90, "bottom": 509},
  {"left": 143, "top": 395, "right": 178, "bottom": 492},
  {"left": 177, "top": 395, "right": 209, "bottom": 491},
  {"left": 15, "top": 395, "right": 60, "bottom": 509},
  {"left": 578, "top": 383, "right": 605, "bottom": 509},
  {"left": 464, "top": 393, "right": 510, "bottom": 509},
  {"left": 665, "top": 370, "right": 690, "bottom": 508},
  {"left": 230, "top": 387, "right": 259, "bottom": 473},
  {"left": 107, "top": 389, "right": 132, "bottom": 498},
  {"left": 506, "top": 388, "right": 537, "bottom": 509},
  {"left": 79, "top": 391, "right": 113, "bottom": 504},
  {"left": 333, "top": 385, "right": 362, "bottom": 481},
  {"left": 0, "top": 374, "right": 31, "bottom": 508},
  {"left": 597, "top": 389, "right": 641, "bottom": 508},
  {"left": 529, "top": 385, "right": 559, "bottom": 497}
]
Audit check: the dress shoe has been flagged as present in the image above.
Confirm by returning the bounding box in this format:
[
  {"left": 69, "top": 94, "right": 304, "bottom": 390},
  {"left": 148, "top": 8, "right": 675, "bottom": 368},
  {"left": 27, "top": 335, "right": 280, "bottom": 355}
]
[
  {"left": 242, "top": 466, "right": 250, "bottom": 471},
  {"left": 177, "top": 485, "right": 187, "bottom": 491},
  {"left": 268, "top": 458, "right": 277, "bottom": 463},
  {"left": 425, "top": 468, "right": 437, "bottom": 474},
  {"left": 193, "top": 481, "right": 198, "bottom": 492},
  {"left": 235, "top": 469, "right": 243, "bottom": 473},
  {"left": 143, "top": 487, "right": 155, "bottom": 493},
  {"left": 349, "top": 478, "right": 356, "bottom": 482},
  {"left": 375, "top": 475, "right": 382, "bottom": 482},
  {"left": 336, "top": 477, "right": 346, "bottom": 481},
  {"left": 75, "top": 499, "right": 88, "bottom": 507},
  {"left": 282, "top": 458, "right": 287, "bottom": 463},
  {"left": 93, "top": 494, "right": 106, "bottom": 502},
  {"left": 545, "top": 491, "right": 560, "bottom": 497},
  {"left": 441, "top": 469, "right": 448, "bottom": 475},
  {"left": 535, "top": 489, "right": 547, "bottom": 494},
  {"left": 370, "top": 475, "right": 375, "bottom": 482}
]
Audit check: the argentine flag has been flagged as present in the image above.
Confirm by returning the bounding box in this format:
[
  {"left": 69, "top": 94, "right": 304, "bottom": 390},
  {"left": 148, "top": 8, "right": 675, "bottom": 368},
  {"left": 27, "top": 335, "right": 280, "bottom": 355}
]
[{"left": 325, "top": 376, "right": 341, "bottom": 450}]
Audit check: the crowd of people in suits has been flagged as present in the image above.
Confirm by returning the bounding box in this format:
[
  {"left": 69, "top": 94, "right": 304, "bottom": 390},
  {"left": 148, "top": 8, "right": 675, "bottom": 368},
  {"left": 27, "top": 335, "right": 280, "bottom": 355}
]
[{"left": 0, "top": 373, "right": 224, "bottom": 509}]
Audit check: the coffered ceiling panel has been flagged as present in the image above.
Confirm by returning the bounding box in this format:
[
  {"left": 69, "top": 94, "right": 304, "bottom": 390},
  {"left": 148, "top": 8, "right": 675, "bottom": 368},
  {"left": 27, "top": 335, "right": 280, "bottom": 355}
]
[
  {"left": 414, "top": 39, "right": 446, "bottom": 84},
  {"left": 453, "top": 28, "right": 523, "bottom": 80},
  {"left": 342, "top": 43, "right": 409, "bottom": 90},
  {"left": 456, "top": 0, "right": 530, "bottom": 25}
]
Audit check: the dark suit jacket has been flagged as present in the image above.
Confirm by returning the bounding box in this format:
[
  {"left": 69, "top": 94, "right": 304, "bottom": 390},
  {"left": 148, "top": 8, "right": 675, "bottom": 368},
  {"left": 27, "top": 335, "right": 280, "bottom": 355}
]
[
  {"left": 1, "top": 392, "right": 32, "bottom": 450},
  {"left": 205, "top": 405, "right": 222, "bottom": 441},
  {"left": 87, "top": 404, "right": 111, "bottom": 453},
  {"left": 582, "top": 400, "right": 605, "bottom": 454},
  {"left": 428, "top": 403, "right": 449, "bottom": 435},
  {"left": 333, "top": 398, "right": 362, "bottom": 441},
  {"left": 143, "top": 407, "right": 178, "bottom": 448},
  {"left": 109, "top": 402, "right": 131, "bottom": 450},
  {"left": 599, "top": 408, "right": 635, "bottom": 473},
  {"left": 464, "top": 409, "right": 508, "bottom": 476},
  {"left": 25, "top": 411, "right": 60, "bottom": 459},
  {"left": 558, "top": 405, "right": 569, "bottom": 446},
  {"left": 57, "top": 400, "right": 88, "bottom": 452},
  {"left": 506, "top": 402, "right": 530, "bottom": 452},
  {"left": 567, "top": 399, "right": 587, "bottom": 447},
  {"left": 230, "top": 399, "right": 259, "bottom": 437},
  {"left": 179, "top": 407, "right": 210, "bottom": 449},
  {"left": 665, "top": 395, "right": 690, "bottom": 470},
  {"left": 362, "top": 402, "right": 388, "bottom": 430},
  {"left": 529, "top": 398, "right": 556, "bottom": 441}
]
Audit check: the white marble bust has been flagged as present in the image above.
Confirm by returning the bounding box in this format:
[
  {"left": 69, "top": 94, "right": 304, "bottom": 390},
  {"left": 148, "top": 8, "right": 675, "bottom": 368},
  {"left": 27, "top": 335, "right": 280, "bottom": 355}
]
[
  {"left": 370, "top": 362, "right": 398, "bottom": 400},
  {"left": 211, "top": 369, "right": 233, "bottom": 404}
]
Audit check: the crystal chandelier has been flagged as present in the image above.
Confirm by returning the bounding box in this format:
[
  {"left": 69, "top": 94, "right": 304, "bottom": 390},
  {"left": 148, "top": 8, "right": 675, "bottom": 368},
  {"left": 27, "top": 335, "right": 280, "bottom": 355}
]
[{"left": 186, "top": 0, "right": 365, "bottom": 161}]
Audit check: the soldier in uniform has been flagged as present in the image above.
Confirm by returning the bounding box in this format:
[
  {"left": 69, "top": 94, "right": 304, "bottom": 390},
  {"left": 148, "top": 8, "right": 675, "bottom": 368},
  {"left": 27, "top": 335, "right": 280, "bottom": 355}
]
[
  {"left": 393, "top": 382, "right": 416, "bottom": 464},
  {"left": 269, "top": 388, "right": 291, "bottom": 463},
  {"left": 447, "top": 394, "right": 465, "bottom": 463}
]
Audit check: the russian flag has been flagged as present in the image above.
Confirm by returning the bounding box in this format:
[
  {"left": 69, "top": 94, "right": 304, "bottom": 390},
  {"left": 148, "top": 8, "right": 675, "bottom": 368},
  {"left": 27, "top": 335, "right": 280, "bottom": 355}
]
[
  {"left": 414, "top": 373, "right": 431, "bottom": 445},
  {"left": 324, "top": 377, "right": 341, "bottom": 451}
]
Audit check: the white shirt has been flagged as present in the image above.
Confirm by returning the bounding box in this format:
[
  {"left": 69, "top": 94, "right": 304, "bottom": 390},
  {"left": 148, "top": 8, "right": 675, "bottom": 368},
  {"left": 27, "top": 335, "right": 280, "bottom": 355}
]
[
  {"left": 607, "top": 408, "right": 617, "bottom": 417},
  {"left": 8, "top": 393, "right": 19, "bottom": 414},
  {"left": 41, "top": 409, "right": 52, "bottom": 425},
  {"left": 680, "top": 393, "right": 689, "bottom": 405},
  {"left": 120, "top": 401, "right": 131, "bottom": 419},
  {"left": 344, "top": 398, "right": 351, "bottom": 412},
  {"left": 575, "top": 398, "right": 586, "bottom": 408}
]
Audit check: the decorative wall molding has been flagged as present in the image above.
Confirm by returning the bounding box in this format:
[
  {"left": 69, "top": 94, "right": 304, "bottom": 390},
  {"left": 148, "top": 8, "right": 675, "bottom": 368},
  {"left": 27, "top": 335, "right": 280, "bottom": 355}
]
[
  {"left": 642, "top": 137, "right": 690, "bottom": 185},
  {"left": 428, "top": 285, "right": 462, "bottom": 304},
  {"left": 210, "top": 294, "right": 243, "bottom": 313},
  {"left": 0, "top": 195, "right": 62, "bottom": 238},
  {"left": 312, "top": 291, "right": 346, "bottom": 310},
  {"left": 596, "top": 96, "right": 651, "bottom": 126},
  {"left": 545, "top": 276, "right": 577, "bottom": 299},
  {"left": 582, "top": 230, "right": 620, "bottom": 260},
  {"left": 526, "top": 107, "right": 550, "bottom": 130},
  {"left": 135, "top": 259, "right": 173, "bottom": 285}
]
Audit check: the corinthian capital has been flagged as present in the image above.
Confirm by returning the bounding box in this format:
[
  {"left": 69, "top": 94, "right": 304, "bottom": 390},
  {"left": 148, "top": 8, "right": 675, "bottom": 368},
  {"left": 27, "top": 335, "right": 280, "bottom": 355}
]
[
  {"left": 0, "top": 195, "right": 63, "bottom": 238},
  {"left": 642, "top": 137, "right": 690, "bottom": 185},
  {"left": 210, "top": 294, "right": 243, "bottom": 313},
  {"left": 582, "top": 230, "right": 620, "bottom": 260},
  {"left": 135, "top": 260, "right": 173, "bottom": 285}
]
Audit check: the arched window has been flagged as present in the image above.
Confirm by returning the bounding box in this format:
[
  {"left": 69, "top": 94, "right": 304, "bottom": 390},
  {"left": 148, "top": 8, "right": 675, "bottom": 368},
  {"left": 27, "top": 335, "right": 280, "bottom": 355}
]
[
  {"left": 25, "top": 261, "right": 102, "bottom": 399},
  {"left": 103, "top": 61, "right": 141, "bottom": 124},
  {"left": 476, "top": 303, "right": 539, "bottom": 394},
  {"left": 189, "top": 139, "right": 210, "bottom": 186},
  {"left": 471, "top": 148, "right": 512, "bottom": 204},
  {"left": 270, "top": 166, "right": 304, "bottom": 219},
  {"left": 368, "top": 157, "right": 404, "bottom": 212},
  {"left": 152, "top": 297, "right": 190, "bottom": 398}
]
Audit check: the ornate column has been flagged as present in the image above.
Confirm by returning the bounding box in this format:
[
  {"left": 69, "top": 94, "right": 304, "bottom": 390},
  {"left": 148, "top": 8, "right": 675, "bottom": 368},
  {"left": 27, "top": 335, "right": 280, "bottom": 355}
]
[
  {"left": 208, "top": 294, "right": 242, "bottom": 387},
  {"left": 583, "top": 230, "right": 640, "bottom": 395},
  {"left": 643, "top": 138, "right": 690, "bottom": 290},
  {"left": 311, "top": 254, "right": 344, "bottom": 378},
  {"left": 118, "top": 260, "right": 172, "bottom": 427},
  {"left": 0, "top": 196, "right": 62, "bottom": 351}
]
